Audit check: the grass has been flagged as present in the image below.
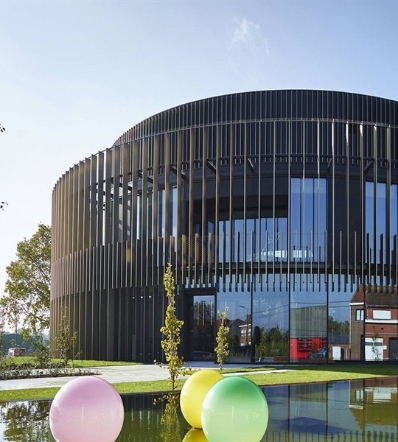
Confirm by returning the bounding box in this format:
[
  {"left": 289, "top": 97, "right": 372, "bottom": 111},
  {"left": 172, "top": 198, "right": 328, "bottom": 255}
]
[
  {"left": 1, "top": 357, "right": 140, "bottom": 368},
  {"left": 66, "top": 359, "right": 141, "bottom": 368},
  {"left": 1, "top": 363, "right": 397, "bottom": 402}
]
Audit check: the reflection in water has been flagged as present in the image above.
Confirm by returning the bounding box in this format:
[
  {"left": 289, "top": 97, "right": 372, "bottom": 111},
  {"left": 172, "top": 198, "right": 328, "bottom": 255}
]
[
  {"left": 0, "top": 401, "right": 49, "bottom": 441},
  {"left": 159, "top": 393, "right": 182, "bottom": 442},
  {"left": 0, "top": 377, "right": 397, "bottom": 441},
  {"left": 265, "top": 377, "right": 398, "bottom": 442},
  {"left": 182, "top": 428, "right": 207, "bottom": 441}
]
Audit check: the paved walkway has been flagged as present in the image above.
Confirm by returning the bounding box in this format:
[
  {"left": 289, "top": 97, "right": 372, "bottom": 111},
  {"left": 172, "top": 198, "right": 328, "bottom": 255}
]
[{"left": 0, "top": 362, "right": 288, "bottom": 391}]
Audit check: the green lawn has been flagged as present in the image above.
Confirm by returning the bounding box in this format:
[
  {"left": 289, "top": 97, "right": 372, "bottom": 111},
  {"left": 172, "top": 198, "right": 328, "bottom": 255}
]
[
  {"left": 1, "top": 363, "right": 397, "bottom": 402},
  {"left": 1, "top": 357, "right": 140, "bottom": 368},
  {"left": 67, "top": 359, "right": 141, "bottom": 368}
]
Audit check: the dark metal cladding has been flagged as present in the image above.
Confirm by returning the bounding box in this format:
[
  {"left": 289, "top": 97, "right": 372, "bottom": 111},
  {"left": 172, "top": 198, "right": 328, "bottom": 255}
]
[{"left": 51, "top": 90, "right": 398, "bottom": 363}]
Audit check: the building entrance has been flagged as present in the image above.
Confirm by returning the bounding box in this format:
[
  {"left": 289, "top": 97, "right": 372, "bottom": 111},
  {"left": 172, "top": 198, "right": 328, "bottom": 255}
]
[{"left": 187, "top": 294, "right": 216, "bottom": 362}]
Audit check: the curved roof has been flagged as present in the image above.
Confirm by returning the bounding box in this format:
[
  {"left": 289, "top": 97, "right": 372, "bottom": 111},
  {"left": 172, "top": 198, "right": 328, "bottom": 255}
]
[{"left": 114, "top": 90, "right": 398, "bottom": 146}]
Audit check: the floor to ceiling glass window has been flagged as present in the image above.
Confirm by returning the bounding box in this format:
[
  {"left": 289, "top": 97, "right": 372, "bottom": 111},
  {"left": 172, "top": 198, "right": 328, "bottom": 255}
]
[
  {"left": 252, "top": 274, "right": 289, "bottom": 363},
  {"left": 217, "top": 275, "right": 253, "bottom": 363},
  {"left": 259, "top": 217, "right": 288, "bottom": 262},
  {"left": 289, "top": 177, "right": 327, "bottom": 362},
  {"left": 219, "top": 216, "right": 289, "bottom": 263},
  {"left": 290, "top": 178, "right": 326, "bottom": 262},
  {"left": 391, "top": 184, "right": 398, "bottom": 246},
  {"left": 290, "top": 274, "right": 327, "bottom": 362},
  {"left": 329, "top": 276, "right": 356, "bottom": 361},
  {"left": 190, "top": 295, "right": 215, "bottom": 360},
  {"left": 365, "top": 182, "right": 387, "bottom": 266}
]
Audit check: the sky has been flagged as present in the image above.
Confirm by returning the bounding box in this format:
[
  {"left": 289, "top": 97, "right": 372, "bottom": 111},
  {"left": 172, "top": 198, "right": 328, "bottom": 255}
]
[{"left": 1, "top": 0, "right": 398, "bottom": 318}]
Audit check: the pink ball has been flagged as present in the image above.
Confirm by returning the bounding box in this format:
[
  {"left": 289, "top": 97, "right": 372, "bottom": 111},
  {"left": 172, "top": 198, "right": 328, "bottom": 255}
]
[{"left": 49, "top": 376, "right": 124, "bottom": 442}]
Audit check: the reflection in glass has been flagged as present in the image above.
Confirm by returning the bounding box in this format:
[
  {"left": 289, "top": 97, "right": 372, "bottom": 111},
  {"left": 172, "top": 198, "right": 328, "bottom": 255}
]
[
  {"left": 252, "top": 274, "right": 289, "bottom": 363},
  {"left": 366, "top": 182, "right": 387, "bottom": 264},
  {"left": 217, "top": 276, "right": 252, "bottom": 363},
  {"left": 291, "top": 178, "right": 326, "bottom": 262},
  {"left": 329, "top": 276, "right": 356, "bottom": 361},
  {"left": 190, "top": 295, "right": 215, "bottom": 361},
  {"left": 290, "top": 274, "right": 327, "bottom": 362}
]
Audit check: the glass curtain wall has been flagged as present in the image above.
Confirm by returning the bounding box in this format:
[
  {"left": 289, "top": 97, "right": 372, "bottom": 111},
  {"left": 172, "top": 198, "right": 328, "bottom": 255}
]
[
  {"left": 291, "top": 178, "right": 326, "bottom": 261},
  {"left": 217, "top": 276, "right": 252, "bottom": 363},
  {"left": 328, "top": 276, "right": 356, "bottom": 362},
  {"left": 219, "top": 217, "right": 288, "bottom": 263},
  {"left": 365, "top": 182, "right": 387, "bottom": 265},
  {"left": 219, "top": 275, "right": 359, "bottom": 364},
  {"left": 290, "top": 275, "right": 327, "bottom": 362},
  {"left": 252, "top": 275, "right": 289, "bottom": 363},
  {"left": 289, "top": 177, "right": 327, "bottom": 362}
]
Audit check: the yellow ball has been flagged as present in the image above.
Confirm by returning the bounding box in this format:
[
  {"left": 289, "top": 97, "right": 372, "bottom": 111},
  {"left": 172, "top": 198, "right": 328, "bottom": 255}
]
[
  {"left": 182, "top": 428, "right": 208, "bottom": 442},
  {"left": 180, "top": 370, "right": 223, "bottom": 429}
]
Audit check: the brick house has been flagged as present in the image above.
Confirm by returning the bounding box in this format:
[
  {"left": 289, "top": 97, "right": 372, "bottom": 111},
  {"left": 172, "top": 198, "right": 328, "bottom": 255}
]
[{"left": 350, "top": 285, "right": 398, "bottom": 361}]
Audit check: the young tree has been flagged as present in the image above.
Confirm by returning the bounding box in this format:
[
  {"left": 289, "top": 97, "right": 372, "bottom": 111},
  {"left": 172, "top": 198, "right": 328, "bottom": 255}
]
[
  {"left": 53, "top": 308, "right": 78, "bottom": 367},
  {"left": 28, "top": 331, "right": 51, "bottom": 368},
  {"left": 158, "top": 263, "right": 185, "bottom": 391},
  {"left": 1, "top": 224, "right": 51, "bottom": 335},
  {"left": 215, "top": 308, "right": 229, "bottom": 371}
]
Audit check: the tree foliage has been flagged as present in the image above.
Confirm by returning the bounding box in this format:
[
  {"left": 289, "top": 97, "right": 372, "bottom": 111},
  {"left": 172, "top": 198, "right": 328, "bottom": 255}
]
[
  {"left": 0, "top": 316, "right": 4, "bottom": 357},
  {"left": 328, "top": 315, "right": 350, "bottom": 334},
  {"left": 29, "top": 331, "right": 51, "bottom": 368},
  {"left": 53, "top": 308, "right": 78, "bottom": 367},
  {"left": 215, "top": 308, "right": 229, "bottom": 371},
  {"left": 1, "top": 224, "right": 51, "bottom": 334},
  {"left": 158, "top": 263, "right": 185, "bottom": 391}
]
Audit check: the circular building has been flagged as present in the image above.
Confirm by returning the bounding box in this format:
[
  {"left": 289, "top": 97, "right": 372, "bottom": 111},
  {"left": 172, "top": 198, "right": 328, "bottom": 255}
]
[{"left": 51, "top": 90, "right": 398, "bottom": 363}]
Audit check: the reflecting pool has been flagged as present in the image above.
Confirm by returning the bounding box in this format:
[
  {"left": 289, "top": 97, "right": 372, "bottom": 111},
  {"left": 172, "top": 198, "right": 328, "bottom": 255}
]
[{"left": 1, "top": 377, "right": 397, "bottom": 441}]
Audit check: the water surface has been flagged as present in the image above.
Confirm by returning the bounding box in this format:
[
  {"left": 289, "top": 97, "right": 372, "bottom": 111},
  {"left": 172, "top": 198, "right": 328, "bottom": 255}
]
[{"left": 1, "top": 377, "right": 397, "bottom": 441}]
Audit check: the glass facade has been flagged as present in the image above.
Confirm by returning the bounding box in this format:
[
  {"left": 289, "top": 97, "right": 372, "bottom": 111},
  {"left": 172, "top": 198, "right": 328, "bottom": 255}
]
[{"left": 51, "top": 90, "right": 398, "bottom": 363}]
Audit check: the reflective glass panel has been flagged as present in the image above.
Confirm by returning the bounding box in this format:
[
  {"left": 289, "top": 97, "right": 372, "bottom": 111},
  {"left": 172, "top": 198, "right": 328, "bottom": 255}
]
[
  {"left": 291, "top": 178, "right": 326, "bottom": 262},
  {"left": 217, "top": 276, "right": 252, "bottom": 363},
  {"left": 290, "top": 274, "right": 327, "bottom": 362},
  {"left": 252, "top": 274, "right": 289, "bottom": 363}
]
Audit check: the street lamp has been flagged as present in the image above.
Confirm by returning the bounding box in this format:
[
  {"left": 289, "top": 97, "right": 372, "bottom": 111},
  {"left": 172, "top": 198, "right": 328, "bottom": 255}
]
[{"left": 239, "top": 305, "right": 249, "bottom": 346}]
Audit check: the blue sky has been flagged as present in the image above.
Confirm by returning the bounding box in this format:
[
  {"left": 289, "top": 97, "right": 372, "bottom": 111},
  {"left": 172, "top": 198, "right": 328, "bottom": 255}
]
[{"left": 1, "top": 0, "right": 398, "bottom": 314}]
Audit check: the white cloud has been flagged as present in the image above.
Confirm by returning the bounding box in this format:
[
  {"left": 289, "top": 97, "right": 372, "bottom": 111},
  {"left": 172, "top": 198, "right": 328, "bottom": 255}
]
[
  {"left": 228, "top": 16, "right": 271, "bottom": 88},
  {"left": 231, "top": 16, "right": 270, "bottom": 57}
]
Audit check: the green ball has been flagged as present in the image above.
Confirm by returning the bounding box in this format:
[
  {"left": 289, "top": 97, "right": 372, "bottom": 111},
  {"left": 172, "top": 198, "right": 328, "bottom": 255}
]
[{"left": 201, "top": 376, "right": 269, "bottom": 442}]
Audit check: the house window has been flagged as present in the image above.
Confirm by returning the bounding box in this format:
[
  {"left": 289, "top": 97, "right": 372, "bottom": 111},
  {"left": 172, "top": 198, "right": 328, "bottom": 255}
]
[
  {"left": 356, "top": 309, "right": 364, "bottom": 321},
  {"left": 373, "top": 310, "right": 391, "bottom": 320}
]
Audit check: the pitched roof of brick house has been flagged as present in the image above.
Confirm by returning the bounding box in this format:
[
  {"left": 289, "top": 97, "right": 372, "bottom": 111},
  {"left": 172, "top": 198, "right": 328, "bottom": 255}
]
[{"left": 350, "top": 284, "right": 398, "bottom": 307}]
